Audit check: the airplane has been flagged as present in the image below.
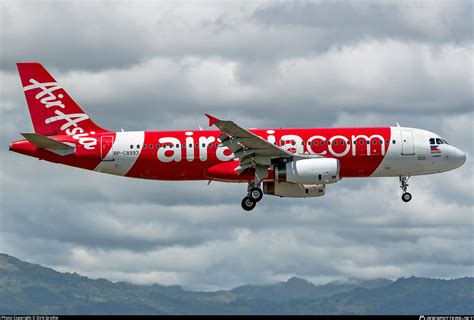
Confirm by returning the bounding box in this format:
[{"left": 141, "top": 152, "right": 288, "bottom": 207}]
[{"left": 9, "top": 62, "right": 467, "bottom": 211}]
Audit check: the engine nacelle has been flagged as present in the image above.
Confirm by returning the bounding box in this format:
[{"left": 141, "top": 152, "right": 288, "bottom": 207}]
[
  {"left": 263, "top": 181, "right": 325, "bottom": 198},
  {"left": 275, "top": 158, "right": 340, "bottom": 184}
]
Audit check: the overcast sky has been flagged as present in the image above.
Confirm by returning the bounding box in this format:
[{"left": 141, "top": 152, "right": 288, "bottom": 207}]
[{"left": 0, "top": 0, "right": 472, "bottom": 291}]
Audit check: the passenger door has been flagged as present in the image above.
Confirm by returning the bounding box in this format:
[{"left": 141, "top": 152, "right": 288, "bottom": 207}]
[{"left": 400, "top": 130, "right": 415, "bottom": 155}]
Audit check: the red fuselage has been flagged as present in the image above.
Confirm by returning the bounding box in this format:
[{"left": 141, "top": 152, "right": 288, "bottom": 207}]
[{"left": 11, "top": 127, "right": 392, "bottom": 181}]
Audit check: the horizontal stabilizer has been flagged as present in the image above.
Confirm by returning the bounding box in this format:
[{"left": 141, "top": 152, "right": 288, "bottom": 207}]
[{"left": 21, "top": 132, "right": 76, "bottom": 156}]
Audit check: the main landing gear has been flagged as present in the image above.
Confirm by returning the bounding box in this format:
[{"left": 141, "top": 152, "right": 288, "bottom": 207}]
[
  {"left": 399, "top": 176, "right": 412, "bottom": 202},
  {"left": 241, "top": 184, "right": 264, "bottom": 212},
  {"left": 241, "top": 166, "right": 267, "bottom": 212}
]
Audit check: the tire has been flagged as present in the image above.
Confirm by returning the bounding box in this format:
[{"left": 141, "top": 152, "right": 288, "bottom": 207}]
[
  {"left": 248, "top": 187, "right": 263, "bottom": 202},
  {"left": 241, "top": 196, "right": 256, "bottom": 211},
  {"left": 402, "top": 192, "right": 412, "bottom": 202}
]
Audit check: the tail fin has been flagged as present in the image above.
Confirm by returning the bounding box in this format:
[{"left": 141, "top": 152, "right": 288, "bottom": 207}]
[{"left": 17, "top": 62, "right": 105, "bottom": 136}]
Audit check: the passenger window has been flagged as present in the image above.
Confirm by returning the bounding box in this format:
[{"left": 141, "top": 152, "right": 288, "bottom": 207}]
[
  {"left": 143, "top": 144, "right": 146, "bottom": 149},
  {"left": 359, "top": 140, "right": 363, "bottom": 145},
  {"left": 321, "top": 141, "right": 325, "bottom": 145},
  {"left": 366, "top": 140, "right": 370, "bottom": 145},
  {"left": 386, "top": 140, "right": 389, "bottom": 144},
  {"left": 392, "top": 140, "right": 396, "bottom": 144},
  {"left": 130, "top": 145, "right": 133, "bottom": 149},
  {"left": 372, "top": 140, "right": 376, "bottom": 145},
  {"left": 163, "top": 145, "right": 166, "bottom": 149},
  {"left": 202, "top": 143, "right": 205, "bottom": 147},
  {"left": 176, "top": 144, "right": 179, "bottom": 148},
  {"left": 137, "top": 145, "right": 140, "bottom": 149},
  {"left": 429, "top": 138, "right": 435, "bottom": 145},
  {"left": 156, "top": 144, "right": 160, "bottom": 148},
  {"left": 314, "top": 141, "right": 318, "bottom": 145},
  {"left": 149, "top": 144, "right": 153, "bottom": 149},
  {"left": 333, "top": 141, "right": 337, "bottom": 145},
  {"left": 189, "top": 144, "right": 192, "bottom": 148}
]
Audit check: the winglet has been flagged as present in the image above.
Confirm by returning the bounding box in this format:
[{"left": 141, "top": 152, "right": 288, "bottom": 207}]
[{"left": 205, "top": 114, "right": 220, "bottom": 127}]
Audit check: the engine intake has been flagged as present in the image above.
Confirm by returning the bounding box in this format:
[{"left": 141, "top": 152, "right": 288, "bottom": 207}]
[{"left": 275, "top": 158, "right": 340, "bottom": 184}]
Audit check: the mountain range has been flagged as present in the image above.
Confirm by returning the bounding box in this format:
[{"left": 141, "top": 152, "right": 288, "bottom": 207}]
[{"left": 0, "top": 253, "right": 472, "bottom": 314}]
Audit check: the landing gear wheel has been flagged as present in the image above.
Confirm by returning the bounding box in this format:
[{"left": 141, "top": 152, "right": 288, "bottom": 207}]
[
  {"left": 241, "top": 196, "right": 256, "bottom": 211},
  {"left": 248, "top": 187, "right": 263, "bottom": 202},
  {"left": 399, "top": 176, "right": 412, "bottom": 202},
  {"left": 402, "top": 192, "right": 412, "bottom": 202}
]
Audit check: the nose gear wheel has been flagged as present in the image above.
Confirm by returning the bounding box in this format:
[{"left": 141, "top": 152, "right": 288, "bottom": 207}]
[{"left": 399, "top": 176, "right": 412, "bottom": 202}]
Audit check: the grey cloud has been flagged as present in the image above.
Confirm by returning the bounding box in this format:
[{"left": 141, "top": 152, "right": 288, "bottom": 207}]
[
  {"left": 4, "top": 41, "right": 467, "bottom": 135},
  {"left": 253, "top": 1, "right": 473, "bottom": 45},
  {"left": 0, "top": 1, "right": 153, "bottom": 71},
  {"left": 4, "top": 1, "right": 471, "bottom": 74}
]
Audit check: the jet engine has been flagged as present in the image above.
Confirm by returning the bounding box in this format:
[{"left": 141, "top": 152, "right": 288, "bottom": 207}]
[{"left": 274, "top": 158, "right": 340, "bottom": 184}]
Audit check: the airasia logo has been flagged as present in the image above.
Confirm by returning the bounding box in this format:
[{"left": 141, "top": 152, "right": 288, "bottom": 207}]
[
  {"left": 23, "top": 79, "right": 97, "bottom": 150},
  {"left": 156, "top": 130, "right": 387, "bottom": 163}
]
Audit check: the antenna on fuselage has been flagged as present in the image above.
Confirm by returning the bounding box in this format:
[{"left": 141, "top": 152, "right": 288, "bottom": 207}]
[{"left": 396, "top": 122, "right": 401, "bottom": 127}]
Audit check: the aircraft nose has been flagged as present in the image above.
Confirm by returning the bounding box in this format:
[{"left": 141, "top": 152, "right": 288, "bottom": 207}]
[{"left": 454, "top": 148, "right": 466, "bottom": 167}]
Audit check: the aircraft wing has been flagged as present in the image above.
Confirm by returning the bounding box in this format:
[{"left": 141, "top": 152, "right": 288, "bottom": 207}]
[{"left": 205, "top": 114, "right": 293, "bottom": 174}]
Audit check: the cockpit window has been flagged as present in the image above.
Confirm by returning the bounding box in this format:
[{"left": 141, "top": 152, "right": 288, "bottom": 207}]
[{"left": 430, "top": 137, "right": 449, "bottom": 145}]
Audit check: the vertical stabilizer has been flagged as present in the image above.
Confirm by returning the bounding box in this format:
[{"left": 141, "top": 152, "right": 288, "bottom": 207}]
[{"left": 17, "top": 62, "right": 105, "bottom": 137}]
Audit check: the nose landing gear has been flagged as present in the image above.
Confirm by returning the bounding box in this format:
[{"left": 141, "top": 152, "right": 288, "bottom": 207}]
[{"left": 399, "top": 176, "right": 412, "bottom": 202}]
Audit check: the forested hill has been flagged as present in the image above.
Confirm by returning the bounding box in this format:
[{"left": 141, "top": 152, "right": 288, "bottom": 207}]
[{"left": 1, "top": 253, "right": 472, "bottom": 314}]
